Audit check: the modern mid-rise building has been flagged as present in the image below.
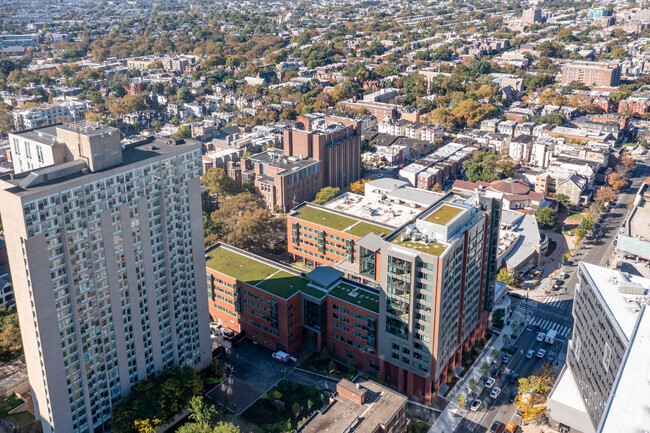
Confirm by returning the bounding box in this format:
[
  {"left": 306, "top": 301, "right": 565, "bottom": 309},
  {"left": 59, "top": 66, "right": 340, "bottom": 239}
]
[
  {"left": 547, "top": 262, "right": 650, "bottom": 433},
  {"left": 13, "top": 101, "right": 88, "bottom": 131},
  {"left": 232, "top": 180, "right": 502, "bottom": 402},
  {"left": 0, "top": 123, "right": 212, "bottom": 433},
  {"left": 560, "top": 62, "right": 621, "bottom": 87},
  {"left": 522, "top": 7, "right": 543, "bottom": 23}
]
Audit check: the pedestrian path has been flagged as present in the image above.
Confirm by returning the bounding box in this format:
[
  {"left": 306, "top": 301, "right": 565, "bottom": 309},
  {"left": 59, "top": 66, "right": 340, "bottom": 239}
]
[{"left": 528, "top": 317, "right": 572, "bottom": 338}]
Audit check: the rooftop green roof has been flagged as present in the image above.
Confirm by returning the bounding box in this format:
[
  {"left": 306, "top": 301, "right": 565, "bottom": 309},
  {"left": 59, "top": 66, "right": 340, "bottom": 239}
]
[
  {"left": 391, "top": 235, "right": 448, "bottom": 256},
  {"left": 294, "top": 205, "right": 389, "bottom": 238},
  {"left": 257, "top": 270, "right": 310, "bottom": 299},
  {"left": 424, "top": 204, "right": 463, "bottom": 226},
  {"left": 345, "top": 221, "right": 390, "bottom": 238},
  {"left": 328, "top": 282, "right": 379, "bottom": 313},
  {"left": 206, "top": 246, "right": 277, "bottom": 285}
]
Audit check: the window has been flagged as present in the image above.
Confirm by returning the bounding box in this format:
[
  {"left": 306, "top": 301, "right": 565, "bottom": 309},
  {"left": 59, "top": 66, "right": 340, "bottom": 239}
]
[
  {"left": 13, "top": 139, "right": 20, "bottom": 155},
  {"left": 36, "top": 145, "right": 44, "bottom": 163},
  {"left": 24, "top": 142, "right": 31, "bottom": 158}
]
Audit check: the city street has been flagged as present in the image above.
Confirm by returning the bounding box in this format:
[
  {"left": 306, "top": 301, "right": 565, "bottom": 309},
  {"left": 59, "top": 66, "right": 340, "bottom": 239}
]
[{"left": 455, "top": 152, "right": 650, "bottom": 432}]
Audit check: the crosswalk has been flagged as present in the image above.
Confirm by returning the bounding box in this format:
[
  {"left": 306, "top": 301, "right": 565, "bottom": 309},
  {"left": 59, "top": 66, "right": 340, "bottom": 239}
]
[
  {"left": 528, "top": 317, "right": 573, "bottom": 339},
  {"left": 543, "top": 296, "right": 566, "bottom": 309}
]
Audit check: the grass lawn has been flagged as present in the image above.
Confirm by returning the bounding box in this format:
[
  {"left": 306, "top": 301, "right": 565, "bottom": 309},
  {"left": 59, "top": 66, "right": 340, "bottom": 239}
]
[
  {"left": 299, "top": 351, "right": 358, "bottom": 381},
  {"left": 242, "top": 380, "right": 328, "bottom": 433},
  {"left": 345, "top": 221, "right": 390, "bottom": 238},
  {"left": 294, "top": 205, "right": 357, "bottom": 231},
  {"left": 5, "top": 411, "right": 40, "bottom": 433},
  {"left": 257, "top": 271, "right": 311, "bottom": 299},
  {"left": 425, "top": 204, "right": 463, "bottom": 225},
  {"left": 206, "top": 246, "right": 277, "bottom": 284},
  {"left": 0, "top": 395, "right": 23, "bottom": 417},
  {"left": 328, "top": 282, "right": 379, "bottom": 312},
  {"left": 565, "top": 213, "right": 584, "bottom": 225}
]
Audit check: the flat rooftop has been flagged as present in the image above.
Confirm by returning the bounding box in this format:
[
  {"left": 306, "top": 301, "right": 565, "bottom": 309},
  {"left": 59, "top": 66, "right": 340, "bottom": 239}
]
[
  {"left": 292, "top": 204, "right": 392, "bottom": 238},
  {"left": 390, "top": 232, "right": 448, "bottom": 256},
  {"left": 299, "top": 379, "right": 407, "bottom": 433},
  {"left": 206, "top": 245, "right": 312, "bottom": 299},
  {"left": 324, "top": 192, "right": 420, "bottom": 228},
  {"left": 247, "top": 149, "right": 319, "bottom": 172},
  {"left": 599, "top": 307, "right": 650, "bottom": 433},
  {"left": 328, "top": 281, "right": 379, "bottom": 313},
  {"left": 629, "top": 199, "right": 650, "bottom": 241},
  {"left": 424, "top": 204, "right": 463, "bottom": 226},
  {"left": 581, "top": 262, "right": 650, "bottom": 340},
  {"left": 2, "top": 136, "right": 200, "bottom": 196}
]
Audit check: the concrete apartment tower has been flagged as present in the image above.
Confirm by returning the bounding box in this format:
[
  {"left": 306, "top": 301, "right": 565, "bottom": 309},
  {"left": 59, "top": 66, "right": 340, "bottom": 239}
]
[{"left": 0, "top": 123, "right": 212, "bottom": 433}]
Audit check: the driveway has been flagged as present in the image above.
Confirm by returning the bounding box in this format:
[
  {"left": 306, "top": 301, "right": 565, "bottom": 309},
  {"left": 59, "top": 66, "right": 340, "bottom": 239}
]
[{"left": 206, "top": 340, "right": 298, "bottom": 415}]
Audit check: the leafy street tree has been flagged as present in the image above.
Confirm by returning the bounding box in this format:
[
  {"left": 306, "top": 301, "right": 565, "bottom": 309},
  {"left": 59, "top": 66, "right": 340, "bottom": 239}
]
[
  {"left": 515, "top": 364, "right": 556, "bottom": 423},
  {"left": 535, "top": 207, "right": 557, "bottom": 229},
  {"left": 171, "top": 125, "right": 192, "bottom": 139},
  {"left": 595, "top": 187, "right": 617, "bottom": 204},
  {"left": 608, "top": 172, "right": 628, "bottom": 191},
  {"left": 480, "top": 361, "right": 490, "bottom": 376},
  {"left": 621, "top": 155, "right": 636, "bottom": 170},
  {"left": 175, "top": 396, "right": 240, "bottom": 433},
  {"left": 457, "top": 394, "right": 466, "bottom": 410},
  {"left": 462, "top": 152, "right": 516, "bottom": 183},
  {"left": 313, "top": 187, "right": 340, "bottom": 205}
]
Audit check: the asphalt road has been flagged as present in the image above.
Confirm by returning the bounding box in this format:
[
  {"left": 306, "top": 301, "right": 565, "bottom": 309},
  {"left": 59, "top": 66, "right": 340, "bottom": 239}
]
[{"left": 455, "top": 152, "right": 650, "bottom": 433}]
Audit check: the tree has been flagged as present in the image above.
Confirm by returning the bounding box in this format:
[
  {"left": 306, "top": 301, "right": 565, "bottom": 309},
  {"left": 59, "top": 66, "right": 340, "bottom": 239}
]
[
  {"left": 480, "top": 362, "right": 490, "bottom": 376},
  {"left": 0, "top": 309, "right": 22, "bottom": 362},
  {"left": 469, "top": 378, "right": 479, "bottom": 395},
  {"left": 595, "top": 187, "right": 617, "bottom": 204},
  {"left": 177, "top": 86, "right": 194, "bottom": 104},
  {"left": 462, "top": 152, "right": 516, "bottom": 183},
  {"left": 491, "top": 348, "right": 500, "bottom": 359},
  {"left": 208, "top": 193, "right": 285, "bottom": 251},
  {"left": 135, "top": 419, "right": 162, "bottom": 433},
  {"left": 608, "top": 172, "right": 628, "bottom": 191},
  {"left": 451, "top": 100, "right": 498, "bottom": 127},
  {"left": 515, "top": 365, "right": 556, "bottom": 423},
  {"left": 424, "top": 108, "right": 459, "bottom": 130},
  {"left": 349, "top": 178, "right": 370, "bottom": 195},
  {"left": 171, "top": 125, "right": 192, "bottom": 139},
  {"left": 432, "top": 183, "right": 442, "bottom": 192},
  {"left": 536, "top": 207, "right": 557, "bottom": 229},
  {"left": 176, "top": 397, "right": 240, "bottom": 433},
  {"left": 201, "top": 168, "right": 239, "bottom": 202},
  {"left": 112, "top": 367, "right": 203, "bottom": 433},
  {"left": 313, "top": 187, "right": 340, "bottom": 205},
  {"left": 0, "top": 109, "right": 13, "bottom": 135},
  {"left": 109, "top": 95, "right": 147, "bottom": 116},
  {"left": 86, "top": 112, "right": 103, "bottom": 123},
  {"left": 457, "top": 394, "right": 466, "bottom": 410},
  {"left": 553, "top": 193, "right": 570, "bottom": 209},
  {"left": 621, "top": 155, "right": 636, "bottom": 171}
]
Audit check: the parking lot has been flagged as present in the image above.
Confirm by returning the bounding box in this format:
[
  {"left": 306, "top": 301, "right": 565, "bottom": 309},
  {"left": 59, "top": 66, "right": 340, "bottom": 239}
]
[{"left": 206, "top": 340, "right": 298, "bottom": 415}]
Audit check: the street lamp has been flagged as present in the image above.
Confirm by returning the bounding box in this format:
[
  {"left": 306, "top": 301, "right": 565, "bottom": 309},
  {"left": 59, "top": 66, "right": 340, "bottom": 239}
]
[{"left": 525, "top": 287, "right": 529, "bottom": 322}]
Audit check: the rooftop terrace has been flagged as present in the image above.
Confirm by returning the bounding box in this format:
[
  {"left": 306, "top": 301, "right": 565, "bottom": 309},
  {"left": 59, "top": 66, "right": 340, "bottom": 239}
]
[{"left": 391, "top": 233, "right": 448, "bottom": 256}]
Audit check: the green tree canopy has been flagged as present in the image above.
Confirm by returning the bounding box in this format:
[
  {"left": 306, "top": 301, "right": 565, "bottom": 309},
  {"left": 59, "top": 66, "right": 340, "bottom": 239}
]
[
  {"left": 313, "top": 187, "right": 340, "bottom": 205},
  {"left": 462, "top": 152, "right": 516, "bottom": 183},
  {"left": 535, "top": 207, "right": 557, "bottom": 229}
]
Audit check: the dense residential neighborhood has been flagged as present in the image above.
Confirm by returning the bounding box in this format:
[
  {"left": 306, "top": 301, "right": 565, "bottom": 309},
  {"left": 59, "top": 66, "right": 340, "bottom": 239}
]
[{"left": 0, "top": 0, "right": 649, "bottom": 432}]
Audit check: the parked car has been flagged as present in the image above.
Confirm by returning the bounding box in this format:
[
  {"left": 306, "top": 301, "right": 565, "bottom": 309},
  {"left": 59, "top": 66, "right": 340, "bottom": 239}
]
[
  {"left": 502, "top": 353, "right": 512, "bottom": 364},
  {"left": 508, "top": 372, "right": 520, "bottom": 383},
  {"left": 490, "top": 387, "right": 501, "bottom": 399},
  {"left": 470, "top": 399, "right": 482, "bottom": 411},
  {"left": 505, "top": 422, "right": 518, "bottom": 433},
  {"left": 490, "top": 368, "right": 501, "bottom": 379},
  {"left": 526, "top": 349, "right": 534, "bottom": 359},
  {"left": 505, "top": 345, "right": 518, "bottom": 355},
  {"left": 530, "top": 324, "right": 540, "bottom": 331},
  {"left": 537, "top": 348, "right": 547, "bottom": 358},
  {"left": 536, "top": 332, "right": 546, "bottom": 342},
  {"left": 272, "top": 351, "right": 290, "bottom": 363},
  {"left": 484, "top": 377, "right": 496, "bottom": 389},
  {"left": 508, "top": 291, "right": 524, "bottom": 300},
  {"left": 509, "top": 391, "right": 518, "bottom": 403},
  {"left": 490, "top": 421, "right": 505, "bottom": 433}
]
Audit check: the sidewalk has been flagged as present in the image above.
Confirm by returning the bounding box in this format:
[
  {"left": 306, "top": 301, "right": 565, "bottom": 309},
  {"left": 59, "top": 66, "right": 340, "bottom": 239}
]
[{"left": 428, "top": 310, "right": 526, "bottom": 433}]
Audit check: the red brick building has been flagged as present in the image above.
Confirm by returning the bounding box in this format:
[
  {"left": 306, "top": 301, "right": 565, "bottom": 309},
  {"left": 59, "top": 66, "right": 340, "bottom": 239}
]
[
  {"left": 618, "top": 91, "right": 650, "bottom": 116},
  {"left": 561, "top": 61, "right": 621, "bottom": 87}
]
